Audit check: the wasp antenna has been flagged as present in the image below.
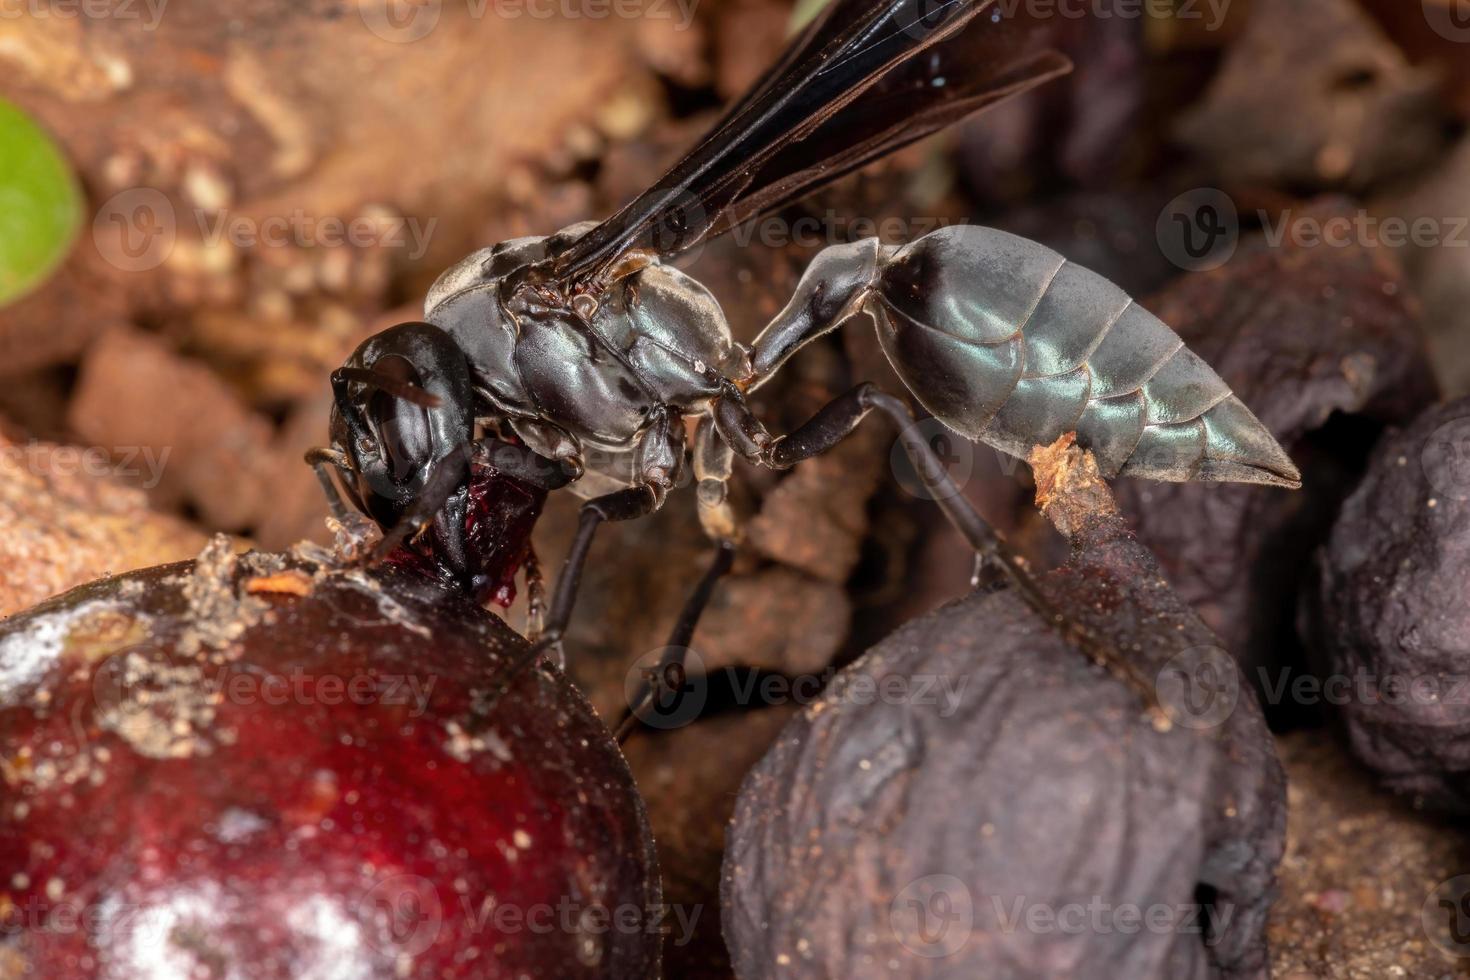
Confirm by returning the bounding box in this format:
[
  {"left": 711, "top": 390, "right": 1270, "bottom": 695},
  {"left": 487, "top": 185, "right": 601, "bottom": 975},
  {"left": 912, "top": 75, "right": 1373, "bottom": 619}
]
[
  {"left": 303, "top": 446, "right": 358, "bottom": 522},
  {"left": 303, "top": 446, "right": 351, "bottom": 468},
  {"left": 332, "top": 367, "right": 444, "bottom": 409}
]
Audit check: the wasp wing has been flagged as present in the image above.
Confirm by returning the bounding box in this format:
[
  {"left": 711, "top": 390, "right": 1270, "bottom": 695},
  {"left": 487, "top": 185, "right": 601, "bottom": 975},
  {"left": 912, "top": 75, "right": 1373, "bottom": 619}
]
[
  {"left": 707, "top": 44, "right": 1070, "bottom": 239},
  {"left": 548, "top": 0, "right": 1068, "bottom": 286}
]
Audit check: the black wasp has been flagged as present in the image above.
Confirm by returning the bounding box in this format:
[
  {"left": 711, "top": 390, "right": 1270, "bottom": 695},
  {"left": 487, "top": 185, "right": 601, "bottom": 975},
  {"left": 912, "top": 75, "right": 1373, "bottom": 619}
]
[{"left": 308, "top": 0, "right": 1299, "bottom": 732}]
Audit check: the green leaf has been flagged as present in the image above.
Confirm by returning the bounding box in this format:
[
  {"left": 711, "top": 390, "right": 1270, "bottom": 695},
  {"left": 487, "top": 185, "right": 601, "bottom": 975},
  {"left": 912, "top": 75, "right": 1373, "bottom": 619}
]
[
  {"left": 788, "top": 0, "right": 831, "bottom": 34},
  {"left": 0, "top": 98, "right": 81, "bottom": 307}
]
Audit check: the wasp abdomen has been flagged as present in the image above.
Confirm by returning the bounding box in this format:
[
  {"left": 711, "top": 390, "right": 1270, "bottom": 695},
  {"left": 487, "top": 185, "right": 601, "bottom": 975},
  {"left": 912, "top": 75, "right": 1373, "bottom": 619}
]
[{"left": 870, "top": 226, "right": 1300, "bottom": 488}]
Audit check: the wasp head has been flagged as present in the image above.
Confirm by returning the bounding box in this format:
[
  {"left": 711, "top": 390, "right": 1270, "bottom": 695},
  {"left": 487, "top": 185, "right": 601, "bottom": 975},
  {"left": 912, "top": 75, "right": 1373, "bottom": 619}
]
[{"left": 326, "top": 321, "right": 546, "bottom": 605}]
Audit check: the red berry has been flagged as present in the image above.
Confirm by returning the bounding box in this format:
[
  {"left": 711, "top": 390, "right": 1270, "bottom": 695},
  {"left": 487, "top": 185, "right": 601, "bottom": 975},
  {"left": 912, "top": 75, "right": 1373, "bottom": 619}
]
[{"left": 0, "top": 541, "right": 659, "bottom": 978}]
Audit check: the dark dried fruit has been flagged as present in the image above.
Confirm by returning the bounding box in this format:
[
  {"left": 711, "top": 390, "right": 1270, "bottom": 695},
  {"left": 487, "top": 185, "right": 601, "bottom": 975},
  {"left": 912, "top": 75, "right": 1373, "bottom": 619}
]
[
  {"left": 0, "top": 541, "right": 659, "bottom": 978},
  {"left": 1307, "top": 396, "right": 1470, "bottom": 812},
  {"left": 1174, "top": 0, "right": 1447, "bottom": 191},
  {"left": 1379, "top": 137, "right": 1470, "bottom": 397},
  {"left": 1354, "top": 0, "right": 1470, "bottom": 121},
  {"left": 723, "top": 442, "right": 1285, "bottom": 979},
  {"left": 1114, "top": 203, "right": 1438, "bottom": 721}
]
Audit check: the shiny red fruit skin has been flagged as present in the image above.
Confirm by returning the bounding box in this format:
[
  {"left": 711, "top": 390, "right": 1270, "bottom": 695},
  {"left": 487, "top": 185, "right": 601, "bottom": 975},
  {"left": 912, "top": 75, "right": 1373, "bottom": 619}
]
[{"left": 0, "top": 547, "right": 660, "bottom": 979}]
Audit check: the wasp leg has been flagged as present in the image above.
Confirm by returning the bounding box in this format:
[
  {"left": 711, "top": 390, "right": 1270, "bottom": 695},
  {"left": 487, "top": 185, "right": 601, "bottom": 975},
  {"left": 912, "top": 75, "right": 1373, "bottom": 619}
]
[
  {"left": 713, "top": 381, "right": 1155, "bottom": 698},
  {"left": 692, "top": 414, "right": 740, "bottom": 543},
  {"left": 609, "top": 416, "right": 740, "bottom": 741},
  {"left": 720, "top": 378, "right": 1020, "bottom": 573},
  {"left": 483, "top": 483, "right": 665, "bottom": 705},
  {"left": 522, "top": 546, "right": 547, "bottom": 641},
  {"left": 615, "top": 539, "right": 737, "bottom": 743},
  {"left": 715, "top": 381, "right": 1009, "bottom": 562},
  {"left": 486, "top": 409, "right": 684, "bottom": 702}
]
